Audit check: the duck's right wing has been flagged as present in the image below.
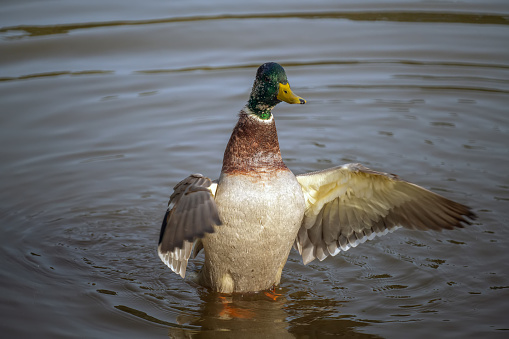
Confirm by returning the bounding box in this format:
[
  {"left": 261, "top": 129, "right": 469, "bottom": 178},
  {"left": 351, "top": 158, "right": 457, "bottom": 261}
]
[{"left": 157, "top": 174, "right": 222, "bottom": 278}]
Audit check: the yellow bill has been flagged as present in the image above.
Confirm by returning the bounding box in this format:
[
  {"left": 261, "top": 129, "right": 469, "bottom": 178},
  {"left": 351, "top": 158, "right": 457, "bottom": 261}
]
[{"left": 277, "top": 83, "right": 306, "bottom": 104}]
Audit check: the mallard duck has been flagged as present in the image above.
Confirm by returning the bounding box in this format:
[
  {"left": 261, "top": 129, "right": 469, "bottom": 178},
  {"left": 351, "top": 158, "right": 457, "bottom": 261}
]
[{"left": 158, "top": 62, "right": 476, "bottom": 293}]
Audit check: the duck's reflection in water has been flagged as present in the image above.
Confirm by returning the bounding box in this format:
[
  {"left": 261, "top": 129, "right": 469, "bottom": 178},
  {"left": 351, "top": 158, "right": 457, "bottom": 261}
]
[{"left": 168, "top": 286, "right": 379, "bottom": 338}]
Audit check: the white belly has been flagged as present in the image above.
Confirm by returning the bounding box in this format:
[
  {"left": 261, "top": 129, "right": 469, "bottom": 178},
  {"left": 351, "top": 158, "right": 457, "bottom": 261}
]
[{"left": 201, "top": 170, "right": 306, "bottom": 293}]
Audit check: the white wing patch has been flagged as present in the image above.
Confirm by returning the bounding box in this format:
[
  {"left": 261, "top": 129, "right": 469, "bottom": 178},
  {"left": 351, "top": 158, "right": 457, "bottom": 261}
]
[{"left": 158, "top": 241, "right": 193, "bottom": 278}]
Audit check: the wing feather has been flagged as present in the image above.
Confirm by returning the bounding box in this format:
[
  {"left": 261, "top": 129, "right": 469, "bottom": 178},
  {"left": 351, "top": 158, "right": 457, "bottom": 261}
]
[
  {"left": 295, "top": 163, "right": 476, "bottom": 264},
  {"left": 158, "top": 174, "right": 222, "bottom": 277}
]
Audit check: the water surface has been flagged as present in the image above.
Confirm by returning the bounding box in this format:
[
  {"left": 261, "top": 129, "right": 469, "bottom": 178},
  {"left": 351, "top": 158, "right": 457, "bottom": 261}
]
[{"left": 1, "top": 0, "right": 508, "bottom": 338}]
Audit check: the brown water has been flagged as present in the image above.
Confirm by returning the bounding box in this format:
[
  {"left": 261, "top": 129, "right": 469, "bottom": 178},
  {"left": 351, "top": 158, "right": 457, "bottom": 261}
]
[{"left": 1, "top": 0, "right": 509, "bottom": 338}]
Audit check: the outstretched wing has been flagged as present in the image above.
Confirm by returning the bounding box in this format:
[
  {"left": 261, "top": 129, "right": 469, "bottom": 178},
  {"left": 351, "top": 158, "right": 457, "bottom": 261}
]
[
  {"left": 295, "top": 163, "right": 476, "bottom": 265},
  {"left": 158, "top": 174, "right": 222, "bottom": 277}
]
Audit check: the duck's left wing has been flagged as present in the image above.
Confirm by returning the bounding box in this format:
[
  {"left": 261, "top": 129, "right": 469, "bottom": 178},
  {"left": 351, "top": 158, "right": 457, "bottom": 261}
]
[
  {"left": 295, "top": 163, "right": 476, "bottom": 265},
  {"left": 158, "top": 174, "right": 222, "bottom": 278}
]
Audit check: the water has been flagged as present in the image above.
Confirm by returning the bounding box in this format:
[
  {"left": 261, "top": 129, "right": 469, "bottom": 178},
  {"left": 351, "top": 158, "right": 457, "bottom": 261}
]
[{"left": 1, "top": 0, "right": 508, "bottom": 337}]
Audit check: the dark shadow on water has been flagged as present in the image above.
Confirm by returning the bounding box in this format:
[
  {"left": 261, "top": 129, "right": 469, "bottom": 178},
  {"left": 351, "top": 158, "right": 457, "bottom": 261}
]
[{"left": 1, "top": 11, "right": 508, "bottom": 39}]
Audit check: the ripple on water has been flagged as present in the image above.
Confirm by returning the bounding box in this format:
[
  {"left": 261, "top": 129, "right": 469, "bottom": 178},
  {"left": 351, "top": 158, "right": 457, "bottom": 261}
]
[{"left": 1, "top": 0, "right": 509, "bottom": 337}]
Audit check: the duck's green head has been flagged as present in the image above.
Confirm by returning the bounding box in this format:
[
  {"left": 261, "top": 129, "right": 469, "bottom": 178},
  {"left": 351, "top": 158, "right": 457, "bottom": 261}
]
[{"left": 247, "top": 62, "right": 306, "bottom": 119}]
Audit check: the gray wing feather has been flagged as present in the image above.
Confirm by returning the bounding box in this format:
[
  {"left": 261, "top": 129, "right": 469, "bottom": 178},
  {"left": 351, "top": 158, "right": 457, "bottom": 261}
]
[
  {"left": 295, "top": 163, "right": 476, "bottom": 264},
  {"left": 158, "top": 173, "right": 221, "bottom": 277}
]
